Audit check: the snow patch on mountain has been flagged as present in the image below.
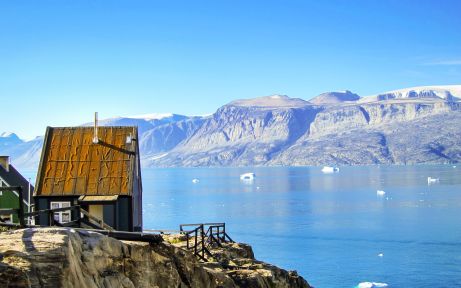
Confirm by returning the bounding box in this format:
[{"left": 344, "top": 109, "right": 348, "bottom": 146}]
[
  {"left": 1, "top": 132, "right": 19, "bottom": 138},
  {"left": 309, "top": 90, "right": 361, "bottom": 105},
  {"left": 230, "top": 95, "right": 308, "bottom": 108},
  {"left": 360, "top": 85, "right": 461, "bottom": 103},
  {"left": 127, "top": 113, "right": 175, "bottom": 121}
]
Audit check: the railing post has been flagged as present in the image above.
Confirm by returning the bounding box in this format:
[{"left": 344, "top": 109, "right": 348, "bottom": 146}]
[
  {"left": 200, "top": 224, "right": 205, "bottom": 259},
  {"left": 48, "top": 210, "right": 53, "bottom": 226},
  {"left": 194, "top": 229, "right": 198, "bottom": 256},
  {"left": 17, "top": 187, "right": 25, "bottom": 227},
  {"left": 76, "top": 206, "right": 81, "bottom": 227},
  {"left": 222, "top": 223, "right": 226, "bottom": 242},
  {"left": 209, "top": 226, "right": 213, "bottom": 244}
]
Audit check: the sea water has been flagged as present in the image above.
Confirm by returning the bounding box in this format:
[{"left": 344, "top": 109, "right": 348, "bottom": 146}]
[{"left": 141, "top": 165, "right": 461, "bottom": 288}]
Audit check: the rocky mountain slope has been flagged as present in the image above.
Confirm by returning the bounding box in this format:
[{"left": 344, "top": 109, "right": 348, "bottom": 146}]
[
  {"left": 0, "top": 228, "right": 310, "bottom": 288},
  {"left": 149, "top": 86, "right": 461, "bottom": 166},
  {"left": 0, "top": 133, "right": 43, "bottom": 170},
  {"left": 2, "top": 85, "right": 461, "bottom": 169}
]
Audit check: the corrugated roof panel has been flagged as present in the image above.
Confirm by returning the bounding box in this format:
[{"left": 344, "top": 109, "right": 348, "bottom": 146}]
[
  {"left": 35, "top": 126, "right": 138, "bottom": 196},
  {"left": 110, "top": 131, "right": 124, "bottom": 193},
  {"left": 121, "top": 160, "right": 129, "bottom": 194},
  {"left": 98, "top": 128, "right": 113, "bottom": 194},
  {"left": 78, "top": 195, "right": 119, "bottom": 202}
]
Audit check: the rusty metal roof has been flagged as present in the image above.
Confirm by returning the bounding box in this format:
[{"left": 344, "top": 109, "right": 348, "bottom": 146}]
[
  {"left": 34, "top": 126, "right": 139, "bottom": 197},
  {"left": 78, "top": 195, "right": 119, "bottom": 202}
]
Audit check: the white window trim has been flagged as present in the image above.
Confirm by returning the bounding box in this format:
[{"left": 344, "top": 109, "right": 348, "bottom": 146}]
[
  {"left": 50, "top": 201, "right": 71, "bottom": 223},
  {"left": 0, "top": 214, "right": 13, "bottom": 224}
]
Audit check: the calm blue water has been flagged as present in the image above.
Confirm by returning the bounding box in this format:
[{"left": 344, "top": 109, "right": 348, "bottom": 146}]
[{"left": 141, "top": 165, "right": 461, "bottom": 288}]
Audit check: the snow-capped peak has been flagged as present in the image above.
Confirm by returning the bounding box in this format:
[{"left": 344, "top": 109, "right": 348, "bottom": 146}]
[
  {"left": 0, "top": 132, "right": 17, "bottom": 138},
  {"left": 360, "top": 85, "right": 461, "bottom": 103},
  {"left": 230, "top": 94, "right": 308, "bottom": 108},
  {"left": 309, "top": 90, "right": 361, "bottom": 105},
  {"left": 392, "top": 85, "right": 460, "bottom": 95},
  {"left": 125, "top": 113, "right": 174, "bottom": 121}
]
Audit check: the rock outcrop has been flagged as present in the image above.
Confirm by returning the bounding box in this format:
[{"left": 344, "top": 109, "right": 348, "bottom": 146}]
[{"left": 0, "top": 228, "right": 311, "bottom": 288}]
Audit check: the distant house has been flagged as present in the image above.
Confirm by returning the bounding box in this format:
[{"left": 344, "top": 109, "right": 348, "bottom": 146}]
[
  {"left": 0, "top": 156, "right": 34, "bottom": 224},
  {"left": 34, "top": 126, "right": 142, "bottom": 232}
]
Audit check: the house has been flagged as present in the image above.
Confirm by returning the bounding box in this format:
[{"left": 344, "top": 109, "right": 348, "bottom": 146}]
[
  {"left": 34, "top": 126, "right": 143, "bottom": 231},
  {"left": 0, "top": 156, "right": 34, "bottom": 224}
]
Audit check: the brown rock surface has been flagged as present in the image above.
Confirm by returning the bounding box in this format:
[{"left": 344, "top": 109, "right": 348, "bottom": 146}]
[{"left": 0, "top": 228, "right": 311, "bottom": 288}]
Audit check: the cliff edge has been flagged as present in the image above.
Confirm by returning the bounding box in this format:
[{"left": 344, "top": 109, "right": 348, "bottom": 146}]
[{"left": 0, "top": 228, "right": 311, "bottom": 288}]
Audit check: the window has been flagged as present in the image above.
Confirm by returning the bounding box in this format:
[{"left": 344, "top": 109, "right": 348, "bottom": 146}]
[
  {"left": 50, "top": 201, "right": 71, "bottom": 223},
  {"left": 0, "top": 214, "right": 12, "bottom": 224}
]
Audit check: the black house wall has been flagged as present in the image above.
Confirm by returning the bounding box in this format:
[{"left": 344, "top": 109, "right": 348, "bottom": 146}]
[
  {"left": 34, "top": 196, "right": 79, "bottom": 226},
  {"left": 34, "top": 196, "right": 134, "bottom": 231}
]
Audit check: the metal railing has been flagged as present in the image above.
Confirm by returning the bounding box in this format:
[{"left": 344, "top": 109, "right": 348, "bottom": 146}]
[
  {"left": 1, "top": 197, "right": 114, "bottom": 231},
  {"left": 179, "top": 223, "right": 234, "bottom": 261},
  {"left": 79, "top": 208, "right": 114, "bottom": 231}
]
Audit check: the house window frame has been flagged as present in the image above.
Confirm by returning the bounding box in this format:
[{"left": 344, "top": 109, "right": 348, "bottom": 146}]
[
  {"left": 0, "top": 214, "right": 13, "bottom": 224},
  {"left": 50, "top": 201, "right": 71, "bottom": 223}
]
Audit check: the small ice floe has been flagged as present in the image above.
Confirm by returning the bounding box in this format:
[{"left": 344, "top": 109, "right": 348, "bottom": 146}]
[
  {"left": 321, "top": 166, "right": 339, "bottom": 173},
  {"left": 453, "top": 165, "right": 457, "bottom": 168},
  {"left": 376, "top": 190, "right": 386, "bottom": 196},
  {"left": 256, "top": 186, "right": 261, "bottom": 190},
  {"left": 378, "top": 253, "right": 384, "bottom": 257},
  {"left": 192, "top": 178, "right": 200, "bottom": 184},
  {"left": 427, "top": 177, "right": 439, "bottom": 184},
  {"left": 240, "top": 172, "right": 255, "bottom": 181},
  {"left": 356, "top": 282, "right": 388, "bottom": 288}
]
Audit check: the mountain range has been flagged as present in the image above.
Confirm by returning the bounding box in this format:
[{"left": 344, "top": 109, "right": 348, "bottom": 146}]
[{"left": 2, "top": 85, "right": 461, "bottom": 170}]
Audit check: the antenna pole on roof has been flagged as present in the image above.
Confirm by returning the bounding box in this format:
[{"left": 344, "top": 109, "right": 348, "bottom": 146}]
[{"left": 93, "top": 112, "right": 99, "bottom": 144}]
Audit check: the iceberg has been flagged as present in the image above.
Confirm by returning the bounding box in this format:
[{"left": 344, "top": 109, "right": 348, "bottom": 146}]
[
  {"left": 356, "top": 282, "right": 388, "bottom": 288},
  {"left": 427, "top": 177, "right": 439, "bottom": 184},
  {"left": 376, "top": 190, "right": 386, "bottom": 196},
  {"left": 321, "top": 166, "right": 339, "bottom": 173},
  {"left": 192, "top": 178, "right": 200, "bottom": 184}
]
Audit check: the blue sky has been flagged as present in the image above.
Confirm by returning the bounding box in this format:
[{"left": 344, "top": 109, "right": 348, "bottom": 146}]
[{"left": 1, "top": 0, "right": 460, "bottom": 139}]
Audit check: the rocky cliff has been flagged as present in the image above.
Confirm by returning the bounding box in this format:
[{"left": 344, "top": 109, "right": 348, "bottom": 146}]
[
  {"left": 3, "top": 85, "right": 461, "bottom": 168},
  {"left": 0, "top": 228, "right": 310, "bottom": 288},
  {"left": 149, "top": 91, "right": 461, "bottom": 166}
]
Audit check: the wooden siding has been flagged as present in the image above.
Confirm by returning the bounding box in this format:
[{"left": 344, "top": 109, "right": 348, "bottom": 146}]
[
  {"left": 35, "top": 126, "right": 137, "bottom": 196},
  {"left": 0, "top": 190, "right": 20, "bottom": 223}
]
